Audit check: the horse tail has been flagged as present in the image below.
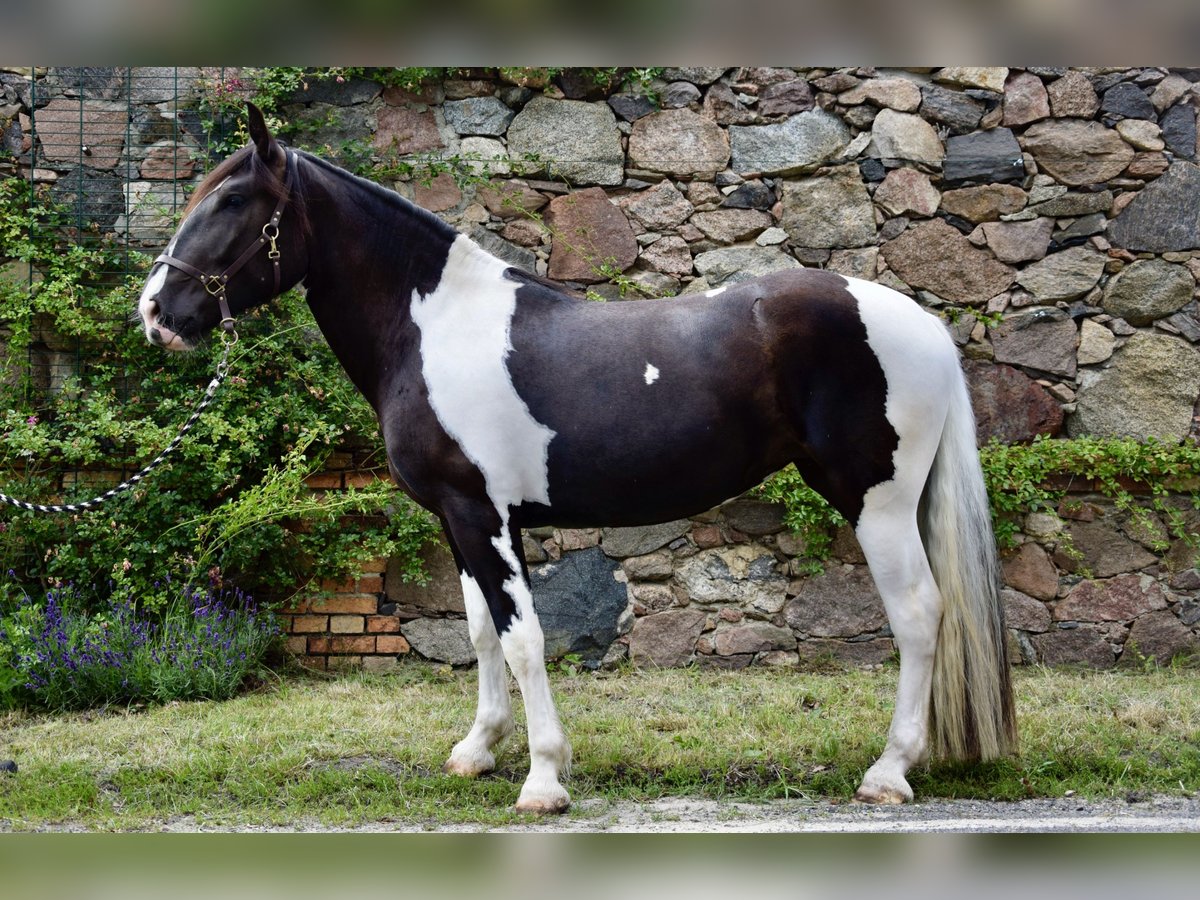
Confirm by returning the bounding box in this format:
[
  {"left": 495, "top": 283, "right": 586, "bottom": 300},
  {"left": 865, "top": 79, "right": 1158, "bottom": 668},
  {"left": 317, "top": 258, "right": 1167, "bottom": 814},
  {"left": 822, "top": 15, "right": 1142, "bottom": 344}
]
[{"left": 922, "top": 363, "right": 1017, "bottom": 762}]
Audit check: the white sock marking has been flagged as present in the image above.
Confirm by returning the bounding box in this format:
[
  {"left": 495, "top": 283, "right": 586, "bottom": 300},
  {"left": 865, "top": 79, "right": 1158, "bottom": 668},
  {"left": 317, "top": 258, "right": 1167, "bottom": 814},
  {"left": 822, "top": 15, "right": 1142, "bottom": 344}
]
[{"left": 643, "top": 363, "right": 659, "bottom": 385}]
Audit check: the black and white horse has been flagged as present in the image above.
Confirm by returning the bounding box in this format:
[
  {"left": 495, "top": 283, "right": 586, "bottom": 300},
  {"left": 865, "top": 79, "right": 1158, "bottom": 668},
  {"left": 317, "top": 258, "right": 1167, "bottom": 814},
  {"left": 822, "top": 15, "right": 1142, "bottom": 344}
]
[{"left": 138, "top": 105, "right": 1015, "bottom": 811}]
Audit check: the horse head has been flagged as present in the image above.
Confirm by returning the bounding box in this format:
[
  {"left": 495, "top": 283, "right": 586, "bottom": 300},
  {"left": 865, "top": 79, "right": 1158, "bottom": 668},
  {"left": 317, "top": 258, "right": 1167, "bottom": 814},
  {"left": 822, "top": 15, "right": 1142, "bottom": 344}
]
[{"left": 138, "top": 103, "right": 306, "bottom": 350}]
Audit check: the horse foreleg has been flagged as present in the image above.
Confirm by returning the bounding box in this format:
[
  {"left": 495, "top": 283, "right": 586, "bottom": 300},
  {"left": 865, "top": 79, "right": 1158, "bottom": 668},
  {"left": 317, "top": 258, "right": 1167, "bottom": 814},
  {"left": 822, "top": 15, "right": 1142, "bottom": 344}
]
[
  {"left": 853, "top": 507, "right": 942, "bottom": 804},
  {"left": 443, "top": 513, "right": 571, "bottom": 813},
  {"left": 443, "top": 567, "right": 514, "bottom": 778}
]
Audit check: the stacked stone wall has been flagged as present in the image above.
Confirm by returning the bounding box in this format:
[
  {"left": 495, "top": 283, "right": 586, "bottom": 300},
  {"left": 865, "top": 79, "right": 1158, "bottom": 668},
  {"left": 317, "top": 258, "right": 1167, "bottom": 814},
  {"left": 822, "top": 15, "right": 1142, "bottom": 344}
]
[{"left": 4, "top": 66, "right": 1200, "bottom": 669}]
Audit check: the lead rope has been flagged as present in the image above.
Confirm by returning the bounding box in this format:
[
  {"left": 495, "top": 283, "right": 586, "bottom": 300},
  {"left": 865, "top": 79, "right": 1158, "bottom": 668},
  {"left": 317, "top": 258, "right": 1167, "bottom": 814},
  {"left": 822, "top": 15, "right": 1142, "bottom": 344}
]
[{"left": 0, "top": 330, "right": 237, "bottom": 515}]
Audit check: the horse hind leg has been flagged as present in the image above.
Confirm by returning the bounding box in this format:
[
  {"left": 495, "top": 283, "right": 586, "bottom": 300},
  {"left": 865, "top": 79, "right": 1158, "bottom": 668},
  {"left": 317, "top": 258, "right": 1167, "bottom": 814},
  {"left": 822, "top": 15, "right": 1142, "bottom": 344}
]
[{"left": 852, "top": 501, "right": 943, "bottom": 804}]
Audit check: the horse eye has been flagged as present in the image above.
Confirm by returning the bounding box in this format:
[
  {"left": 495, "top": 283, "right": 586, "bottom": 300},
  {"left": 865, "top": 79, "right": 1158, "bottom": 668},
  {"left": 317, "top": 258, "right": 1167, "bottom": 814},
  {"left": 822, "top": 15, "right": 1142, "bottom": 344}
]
[{"left": 225, "top": 194, "right": 246, "bottom": 209}]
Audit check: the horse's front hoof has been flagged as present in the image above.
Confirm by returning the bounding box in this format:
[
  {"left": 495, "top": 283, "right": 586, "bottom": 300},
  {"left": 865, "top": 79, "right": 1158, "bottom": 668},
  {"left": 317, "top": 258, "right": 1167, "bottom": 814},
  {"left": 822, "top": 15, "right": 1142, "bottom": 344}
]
[{"left": 515, "top": 786, "right": 571, "bottom": 815}]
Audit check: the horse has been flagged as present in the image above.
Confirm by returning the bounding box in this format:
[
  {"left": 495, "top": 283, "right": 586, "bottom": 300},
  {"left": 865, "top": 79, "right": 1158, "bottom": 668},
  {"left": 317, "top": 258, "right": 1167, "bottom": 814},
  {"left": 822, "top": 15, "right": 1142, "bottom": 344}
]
[{"left": 137, "top": 103, "right": 1016, "bottom": 812}]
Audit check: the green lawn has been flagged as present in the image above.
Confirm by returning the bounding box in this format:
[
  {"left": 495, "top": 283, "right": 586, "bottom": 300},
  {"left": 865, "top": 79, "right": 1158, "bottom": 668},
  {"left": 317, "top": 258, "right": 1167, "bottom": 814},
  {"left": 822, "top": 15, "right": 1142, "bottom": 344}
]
[{"left": 1, "top": 664, "right": 1198, "bottom": 830}]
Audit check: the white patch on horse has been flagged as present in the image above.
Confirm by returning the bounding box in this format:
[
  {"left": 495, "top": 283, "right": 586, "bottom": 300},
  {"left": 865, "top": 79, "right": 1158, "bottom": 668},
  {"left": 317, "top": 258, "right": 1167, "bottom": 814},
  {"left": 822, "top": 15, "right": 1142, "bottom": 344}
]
[
  {"left": 411, "top": 234, "right": 556, "bottom": 515},
  {"left": 643, "top": 363, "right": 659, "bottom": 385},
  {"left": 704, "top": 285, "right": 727, "bottom": 297}
]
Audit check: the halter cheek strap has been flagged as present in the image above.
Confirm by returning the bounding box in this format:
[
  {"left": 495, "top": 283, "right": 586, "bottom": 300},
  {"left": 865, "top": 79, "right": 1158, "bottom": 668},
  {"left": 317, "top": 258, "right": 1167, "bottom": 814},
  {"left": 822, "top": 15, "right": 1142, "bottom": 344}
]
[{"left": 154, "top": 149, "right": 297, "bottom": 333}]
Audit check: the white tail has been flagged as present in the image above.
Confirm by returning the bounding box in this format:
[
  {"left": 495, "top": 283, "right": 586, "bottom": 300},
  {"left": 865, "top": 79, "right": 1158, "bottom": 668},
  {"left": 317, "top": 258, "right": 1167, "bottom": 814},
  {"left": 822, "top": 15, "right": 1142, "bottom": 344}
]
[{"left": 922, "top": 366, "right": 1018, "bottom": 761}]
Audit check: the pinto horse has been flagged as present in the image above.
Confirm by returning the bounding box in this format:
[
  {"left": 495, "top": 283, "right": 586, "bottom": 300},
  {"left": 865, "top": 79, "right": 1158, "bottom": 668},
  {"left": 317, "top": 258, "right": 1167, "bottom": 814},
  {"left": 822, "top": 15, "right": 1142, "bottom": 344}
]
[{"left": 138, "top": 105, "right": 1015, "bottom": 811}]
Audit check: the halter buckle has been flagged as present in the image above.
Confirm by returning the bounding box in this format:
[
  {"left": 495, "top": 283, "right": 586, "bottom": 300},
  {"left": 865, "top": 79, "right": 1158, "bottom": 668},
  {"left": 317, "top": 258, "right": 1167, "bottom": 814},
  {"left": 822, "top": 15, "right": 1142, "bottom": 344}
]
[
  {"left": 203, "top": 276, "right": 227, "bottom": 297},
  {"left": 262, "top": 222, "right": 281, "bottom": 261}
]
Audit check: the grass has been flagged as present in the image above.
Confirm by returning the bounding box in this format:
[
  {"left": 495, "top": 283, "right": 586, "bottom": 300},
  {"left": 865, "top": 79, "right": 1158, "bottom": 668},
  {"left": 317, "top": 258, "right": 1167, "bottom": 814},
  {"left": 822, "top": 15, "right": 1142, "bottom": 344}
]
[{"left": 1, "top": 663, "right": 1198, "bottom": 830}]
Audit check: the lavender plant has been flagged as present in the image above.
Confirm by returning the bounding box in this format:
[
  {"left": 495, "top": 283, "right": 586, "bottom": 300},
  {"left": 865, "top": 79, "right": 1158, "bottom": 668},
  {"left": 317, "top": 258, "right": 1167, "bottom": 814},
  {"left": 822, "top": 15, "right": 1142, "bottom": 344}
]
[{"left": 1, "top": 579, "right": 279, "bottom": 711}]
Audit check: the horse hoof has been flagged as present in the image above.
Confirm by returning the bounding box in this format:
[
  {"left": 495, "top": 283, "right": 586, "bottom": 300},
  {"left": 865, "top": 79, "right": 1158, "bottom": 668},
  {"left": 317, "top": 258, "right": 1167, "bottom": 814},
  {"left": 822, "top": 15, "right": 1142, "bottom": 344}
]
[
  {"left": 515, "top": 789, "right": 571, "bottom": 815},
  {"left": 0, "top": 760, "right": 15, "bottom": 775},
  {"left": 853, "top": 785, "right": 912, "bottom": 805},
  {"left": 442, "top": 754, "right": 495, "bottom": 778}
]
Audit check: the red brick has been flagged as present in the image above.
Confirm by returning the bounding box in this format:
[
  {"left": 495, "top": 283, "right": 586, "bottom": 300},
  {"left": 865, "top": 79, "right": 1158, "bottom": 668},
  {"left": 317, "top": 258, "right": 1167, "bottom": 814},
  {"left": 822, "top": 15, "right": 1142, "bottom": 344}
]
[
  {"left": 376, "top": 635, "right": 411, "bottom": 654},
  {"left": 345, "top": 472, "right": 387, "bottom": 489},
  {"left": 330, "top": 615, "right": 366, "bottom": 634},
  {"left": 309, "top": 595, "right": 377, "bottom": 615},
  {"left": 284, "top": 636, "right": 307, "bottom": 655},
  {"left": 308, "top": 637, "right": 332, "bottom": 654},
  {"left": 359, "top": 558, "right": 389, "bottom": 574},
  {"left": 358, "top": 575, "right": 384, "bottom": 593},
  {"left": 331, "top": 636, "right": 376, "bottom": 654},
  {"left": 367, "top": 615, "right": 401, "bottom": 634},
  {"left": 362, "top": 656, "right": 399, "bottom": 673},
  {"left": 304, "top": 473, "right": 344, "bottom": 489},
  {"left": 290, "top": 615, "right": 329, "bottom": 634},
  {"left": 300, "top": 656, "right": 327, "bottom": 671},
  {"left": 327, "top": 655, "right": 362, "bottom": 670}
]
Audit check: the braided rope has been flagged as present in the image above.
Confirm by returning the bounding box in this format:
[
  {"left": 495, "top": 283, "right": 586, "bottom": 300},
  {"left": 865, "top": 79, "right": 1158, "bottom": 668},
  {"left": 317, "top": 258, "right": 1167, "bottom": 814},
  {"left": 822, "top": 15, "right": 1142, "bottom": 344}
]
[{"left": 0, "top": 335, "right": 236, "bottom": 515}]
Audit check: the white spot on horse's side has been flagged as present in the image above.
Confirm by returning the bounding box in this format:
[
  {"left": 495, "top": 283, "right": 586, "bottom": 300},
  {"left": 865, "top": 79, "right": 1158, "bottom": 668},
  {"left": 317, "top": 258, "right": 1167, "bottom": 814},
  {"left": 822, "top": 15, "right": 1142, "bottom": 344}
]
[
  {"left": 410, "top": 234, "right": 556, "bottom": 513},
  {"left": 704, "top": 285, "right": 727, "bottom": 297},
  {"left": 643, "top": 363, "right": 659, "bottom": 385}
]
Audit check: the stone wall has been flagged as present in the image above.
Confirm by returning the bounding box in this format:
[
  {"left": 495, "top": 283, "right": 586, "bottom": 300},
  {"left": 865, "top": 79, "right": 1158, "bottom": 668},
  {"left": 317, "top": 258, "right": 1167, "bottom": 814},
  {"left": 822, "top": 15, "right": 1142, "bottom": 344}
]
[{"left": 4, "top": 66, "right": 1200, "bottom": 669}]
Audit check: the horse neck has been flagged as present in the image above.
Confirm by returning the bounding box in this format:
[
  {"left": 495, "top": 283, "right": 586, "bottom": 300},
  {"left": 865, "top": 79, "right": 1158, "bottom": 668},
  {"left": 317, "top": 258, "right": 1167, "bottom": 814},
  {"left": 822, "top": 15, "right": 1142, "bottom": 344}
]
[{"left": 296, "top": 153, "right": 460, "bottom": 405}]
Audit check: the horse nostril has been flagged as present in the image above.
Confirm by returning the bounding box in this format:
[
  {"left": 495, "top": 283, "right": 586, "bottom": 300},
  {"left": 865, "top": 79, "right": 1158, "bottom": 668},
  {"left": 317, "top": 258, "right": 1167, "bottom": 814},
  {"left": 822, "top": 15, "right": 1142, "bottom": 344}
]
[{"left": 149, "top": 327, "right": 163, "bottom": 345}]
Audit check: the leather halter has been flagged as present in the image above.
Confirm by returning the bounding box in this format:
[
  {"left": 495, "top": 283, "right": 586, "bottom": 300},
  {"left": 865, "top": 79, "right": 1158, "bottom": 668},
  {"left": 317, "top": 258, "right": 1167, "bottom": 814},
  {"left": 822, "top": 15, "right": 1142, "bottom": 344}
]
[{"left": 154, "top": 149, "right": 298, "bottom": 334}]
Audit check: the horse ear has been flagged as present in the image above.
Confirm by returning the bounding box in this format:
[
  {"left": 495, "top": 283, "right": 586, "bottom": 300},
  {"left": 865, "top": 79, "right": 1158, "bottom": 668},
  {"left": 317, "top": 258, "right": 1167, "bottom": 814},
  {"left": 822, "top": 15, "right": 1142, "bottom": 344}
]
[{"left": 246, "top": 102, "right": 278, "bottom": 163}]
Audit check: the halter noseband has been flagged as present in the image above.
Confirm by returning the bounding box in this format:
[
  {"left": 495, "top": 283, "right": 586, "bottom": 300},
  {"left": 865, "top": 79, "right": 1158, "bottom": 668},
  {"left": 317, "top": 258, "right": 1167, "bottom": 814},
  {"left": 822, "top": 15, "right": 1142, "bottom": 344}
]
[{"left": 154, "top": 149, "right": 298, "bottom": 334}]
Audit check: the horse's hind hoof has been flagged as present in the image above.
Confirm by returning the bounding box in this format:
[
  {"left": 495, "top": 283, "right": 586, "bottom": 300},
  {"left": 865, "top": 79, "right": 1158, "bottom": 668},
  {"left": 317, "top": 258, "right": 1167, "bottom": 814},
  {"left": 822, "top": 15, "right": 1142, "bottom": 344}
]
[
  {"left": 515, "top": 786, "right": 571, "bottom": 815},
  {"left": 853, "top": 785, "right": 911, "bottom": 805}
]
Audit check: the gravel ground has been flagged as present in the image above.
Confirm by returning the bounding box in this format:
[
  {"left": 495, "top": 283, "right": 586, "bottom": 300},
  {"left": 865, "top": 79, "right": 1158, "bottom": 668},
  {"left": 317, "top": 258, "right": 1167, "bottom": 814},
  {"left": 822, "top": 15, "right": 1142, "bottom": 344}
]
[{"left": 25, "top": 794, "right": 1184, "bottom": 833}]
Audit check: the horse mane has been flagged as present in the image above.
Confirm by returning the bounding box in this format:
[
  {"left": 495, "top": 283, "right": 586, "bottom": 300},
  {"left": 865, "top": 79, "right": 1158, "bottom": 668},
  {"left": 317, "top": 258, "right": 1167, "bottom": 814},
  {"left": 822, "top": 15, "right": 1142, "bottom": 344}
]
[{"left": 184, "top": 144, "right": 311, "bottom": 235}]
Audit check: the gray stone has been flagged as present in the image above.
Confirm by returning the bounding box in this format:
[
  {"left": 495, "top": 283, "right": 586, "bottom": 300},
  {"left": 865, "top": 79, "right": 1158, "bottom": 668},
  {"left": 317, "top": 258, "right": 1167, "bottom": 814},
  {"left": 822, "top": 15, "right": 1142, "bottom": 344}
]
[
  {"left": 729, "top": 108, "right": 850, "bottom": 176},
  {"left": 935, "top": 67, "right": 1009, "bottom": 92},
  {"left": 674, "top": 546, "right": 789, "bottom": 615},
  {"left": 388, "top": 542, "right": 465, "bottom": 613},
  {"left": 469, "top": 226, "right": 537, "bottom": 273},
  {"left": 477, "top": 180, "right": 548, "bottom": 219},
  {"left": 602, "top": 519, "right": 692, "bottom": 558},
  {"left": 880, "top": 219, "right": 1015, "bottom": 304},
  {"left": 1070, "top": 332, "right": 1200, "bottom": 440},
  {"left": 1021, "top": 120, "right": 1135, "bottom": 187},
  {"left": 943, "top": 128, "right": 1024, "bottom": 184},
  {"left": 373, "top": 105, "right": 444, "bottom": 155},
  {"left": 722, "top": 180, "right": 774, "bottom": 210},
  {"left": 1102, "top": 258, "right": 1195, "bottom": 325},
  {"left": 702, "top": 83, "right": 755, "bottom": 126},
  {"left": 784, "top": 565, "right": 888, "bottom": 638},
  {"left": 713, "top": 623, "right": 796, "bottom": 656},
  {"left": 941, "top": 184, "right": 1028, "bottom": 222},
  {"left": 989, "top": 307, "right": 1078, "bottom": 378},
  {"left": 919, "top": 83, "right": 986, "bottom": 134},
  {"left": 693, "top": 246, "right": 803, "bottom": 286},
  {"left": 868, "top": 109, "right": 944, "bottom": 168},
  {"left": 1047, "top": 71, "right": 1099, "bottom": 118},
  {"left": 530, "top": 547, "right": 629, "bottom": 665},
  {"left": 629, "top": 608, "right": 707, "bottom": 668},
  {"left": 797, "top": 637, "right": 896, "bottom": 667},
  {"left": 621, "top": 550, "right": 674, "bottom": 581},
  {"left": 1107, "top": 162, "right": 1200, "bottom": 252},
  {"left": 507, "top": 96, "right": 624, "bottom": 186},
  {"left": 629, "top": 108, "right": 730, "bottom": 178},
  {"left": 1003, "top": 71, "right": 1051, "bottom": 126},
  {"left": 690, "top": 208, "right": 773, "bottom": 244},
  {"left": 1160, "top": 104, "right": 1197, "bottom": 159},
  {"left": 662, "top": 67, "right": 727, "bottom": 85},
  {"left": 607, "top": 93, "right": 657, "bottom": 122},
  {"left": 618, "top": 180, "right": 694, "bottom": 230},
  {"left": 544, "top": 187, "right": 638, "bottom": 282},
  {"left": 873, "top": 168, "right": 940, "bottom": 217},
  {"left": 965, "top": 360, "right": 1064, "bottom": 444},
  {"left": 1033, "top": 625, "right": 1116, "bottom": 668},
  {"left": 981, "top": 218, "right": 1053, "bottom": 263},
  {"left": 780, "top": 164, "right": 876, "bottom": 249},
  {"left": 757, "top": 80, "right": 815, "bottom": 117},
  {"left": 639, "top": 235, "right": 693, "bottom": 277},
  {"left": 720, "top": 499, "right": 786, "bottom": 535},
  {"left": 662, "top": 81, "right": 702, "bottom": 109},
  {"left": 1002, "top": 588, "right": 1053, "bottom": 632},
  {"left": 442, "top": 96, "right": 515, "bottom": 136},
  {"left": 1055, "top": 573, "right": 1166, "bottom": 619},
  {"left": 35, "top": 98, "right": 126, "bottom": 170},
  {"left": 840, "top": 77, "right": 922, "bottom": 112},
  {"left": 1027, "top": 191, "right": 1113, "bottom": 218},
  {"left": 1077, "top": 319, "right": 1116, "bottom": 365},
  {"left": 400, "top": 618, "right": 475, "bottom": 666},
  {"left": 1101, "top": 82, "right": 1155, "bottom": 119},
  {"left": 1125, "top": 610, "right": 1197, "bottom": 665},
  {"left": 1015, "top": 246, "right": 1106, "bottom": 303}
]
